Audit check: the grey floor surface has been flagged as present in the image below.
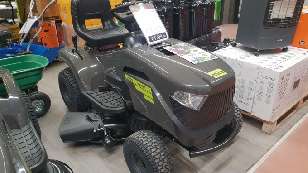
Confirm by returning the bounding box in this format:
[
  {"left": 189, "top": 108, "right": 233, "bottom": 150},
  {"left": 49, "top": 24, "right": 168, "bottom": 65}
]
[{"left": 38, "top": 62, "right": 308, "bottom": 173}]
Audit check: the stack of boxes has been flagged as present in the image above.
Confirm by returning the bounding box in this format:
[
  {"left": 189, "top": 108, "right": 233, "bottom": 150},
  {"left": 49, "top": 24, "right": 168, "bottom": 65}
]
[
  {"left": 35, "top": 0, "right": 60, "bottom": 19},
  {"left": 214, "top": 46, "right": 308, "bottom": 122}
]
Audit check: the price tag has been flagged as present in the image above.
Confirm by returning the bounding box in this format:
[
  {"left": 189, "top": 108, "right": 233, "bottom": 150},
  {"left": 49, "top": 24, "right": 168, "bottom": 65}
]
[
  {"left": 164, "top": 43, "right": 218, "bottom": 64},
  {"left": 130, "top": 3, "right": 168, "bottom": 45}
]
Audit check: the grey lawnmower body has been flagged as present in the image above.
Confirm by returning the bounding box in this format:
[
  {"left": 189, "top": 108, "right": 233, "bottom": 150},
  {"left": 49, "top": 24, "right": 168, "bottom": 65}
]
[
  {"left": 58, "top": 0, "right": 242, "bottom": 172},
  {"left": 59, "top": 38, "right": 239, "bottom": 150},
  {"left": 0, "top": 68, "right": 72, "bottom": 173}
]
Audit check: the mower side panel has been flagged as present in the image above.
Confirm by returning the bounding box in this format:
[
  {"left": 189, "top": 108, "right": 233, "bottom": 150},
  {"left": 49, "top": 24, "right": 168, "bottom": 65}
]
[{"left": 59, "top": 48, "right": 107, "bottom": 91}]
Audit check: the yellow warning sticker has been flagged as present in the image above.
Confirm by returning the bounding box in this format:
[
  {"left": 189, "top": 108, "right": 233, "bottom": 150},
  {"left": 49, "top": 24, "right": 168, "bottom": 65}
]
[
  {"left": 125, "top": 74, "right": 154, "bottom": 104},
  {"left": 207, "top": 69, "right": 228, "bottom": 79}
]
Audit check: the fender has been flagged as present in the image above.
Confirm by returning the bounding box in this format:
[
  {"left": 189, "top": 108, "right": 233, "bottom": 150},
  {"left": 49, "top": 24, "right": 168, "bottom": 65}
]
[{"left": 59, "top": 48, "right": 107, "bottom": 91}]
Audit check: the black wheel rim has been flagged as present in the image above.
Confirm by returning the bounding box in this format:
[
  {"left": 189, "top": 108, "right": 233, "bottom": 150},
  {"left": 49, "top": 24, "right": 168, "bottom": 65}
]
[{"left": 32, "top": 99, "right": 45, "bottom": 115}]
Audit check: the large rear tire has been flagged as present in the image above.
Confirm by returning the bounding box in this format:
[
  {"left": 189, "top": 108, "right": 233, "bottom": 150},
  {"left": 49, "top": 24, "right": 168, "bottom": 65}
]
[
  {"left": 58, "top": 67, "right": 90, "bottom": 112},
  {"left": 123, "top": 130, "right": 172, "bottom": 173}
]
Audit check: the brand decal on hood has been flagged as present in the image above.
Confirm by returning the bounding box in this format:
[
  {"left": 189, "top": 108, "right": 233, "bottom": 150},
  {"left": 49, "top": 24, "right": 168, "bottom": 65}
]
[
  {"left": 207, "top": 69, "right": 228, "bottom": 79},
  {"left": 125, "top": 73, "right": 155, "bottom": 104}
]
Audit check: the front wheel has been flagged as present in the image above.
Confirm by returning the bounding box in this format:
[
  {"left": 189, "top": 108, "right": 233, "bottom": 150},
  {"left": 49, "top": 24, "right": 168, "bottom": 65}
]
[
  {"left": 123, "top": 130, "right": 172, "bottom": 173},
  {"left": 29, "top": 91, "right": 51, "bottom": 118}
]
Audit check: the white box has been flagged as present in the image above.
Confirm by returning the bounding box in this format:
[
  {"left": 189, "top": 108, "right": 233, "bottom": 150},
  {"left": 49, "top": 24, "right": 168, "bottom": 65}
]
[
  {"left": 217, "top": 54, "right": 259, "bottom": 112},
  {"left": 214, "top": 46, "right": 308, "bottom": 122}
]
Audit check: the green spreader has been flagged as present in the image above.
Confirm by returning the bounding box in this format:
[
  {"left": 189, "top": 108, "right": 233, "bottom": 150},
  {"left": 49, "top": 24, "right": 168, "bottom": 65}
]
[{"left": 0, "top": 54, "right": 51, "bottom": 118}]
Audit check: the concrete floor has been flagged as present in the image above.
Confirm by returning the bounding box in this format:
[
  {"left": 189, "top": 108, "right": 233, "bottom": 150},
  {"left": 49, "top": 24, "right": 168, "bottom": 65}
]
[
  {"left": 37, "top": 62, "right": 308, "bottom": 173},
  {"left": 254, "top": 116, "right": 308, "bottom": 173}
]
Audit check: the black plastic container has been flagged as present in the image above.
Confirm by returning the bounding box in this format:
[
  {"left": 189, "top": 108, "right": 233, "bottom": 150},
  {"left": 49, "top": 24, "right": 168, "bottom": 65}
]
[{"left": 153, "top": 0, "right": 216, "bottom": 41}]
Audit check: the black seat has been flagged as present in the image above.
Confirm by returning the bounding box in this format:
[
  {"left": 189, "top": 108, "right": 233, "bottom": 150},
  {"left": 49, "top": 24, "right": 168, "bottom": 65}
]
[{"left": 71, "top": 0, "right": 130, "bottom": 47}]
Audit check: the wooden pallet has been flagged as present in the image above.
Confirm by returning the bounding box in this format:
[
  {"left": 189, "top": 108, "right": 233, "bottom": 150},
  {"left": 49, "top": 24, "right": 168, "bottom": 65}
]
[{"left": 242, "top": 94, "right": 308, "bottom": 134}]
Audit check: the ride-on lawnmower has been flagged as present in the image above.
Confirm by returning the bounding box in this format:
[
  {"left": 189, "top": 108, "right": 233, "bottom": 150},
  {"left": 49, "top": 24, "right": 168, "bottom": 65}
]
[
  {"left": 58, "top": 0, "right": 242, "bottom": 172},
  {"left": 0, "top": 68, "right": 72, "bottom": 173}
]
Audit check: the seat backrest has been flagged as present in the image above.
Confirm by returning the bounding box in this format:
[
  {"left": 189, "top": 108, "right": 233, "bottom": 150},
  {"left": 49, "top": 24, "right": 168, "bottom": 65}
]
[
  {"left": 71, "top": 0, "right": 130, "bottom": 47},
  {"left": 72, "top": 0, "right": 114, "bottom": 29}
]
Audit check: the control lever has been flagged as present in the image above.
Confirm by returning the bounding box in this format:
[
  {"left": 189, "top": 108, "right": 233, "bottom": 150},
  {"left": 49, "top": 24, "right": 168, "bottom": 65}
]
[
  {"left": 72, "top": 35, "right": 78, "bottom": 49},
  {"left": 72, "top": 35, "right": 84, "bottom": 60}
]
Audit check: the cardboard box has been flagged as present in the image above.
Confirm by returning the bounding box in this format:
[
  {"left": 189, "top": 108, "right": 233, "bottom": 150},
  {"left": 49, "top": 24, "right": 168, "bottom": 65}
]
[
  {"left": 57, "top": 0, "right": 72, "bottom": 25},
  {"left": 0, "top": 23, "right": 20, "bottom": 42},
  {"left": 214, "top": 46, "right": 308, "bottom": 122},
  {"left": 217, "top": 53, "right": 259, "bottom": 112},
  {"left": 35, "top": 0, "right": 60, "bottom": 18}
]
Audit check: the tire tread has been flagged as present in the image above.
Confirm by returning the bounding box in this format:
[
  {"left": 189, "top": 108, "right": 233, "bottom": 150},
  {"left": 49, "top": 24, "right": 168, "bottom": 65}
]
[
  {"left": 124, "top": 130, "right": 171, "bottom": 173},
  {"left": 58, "top": 67, "right": 90, "bottom": 111}
]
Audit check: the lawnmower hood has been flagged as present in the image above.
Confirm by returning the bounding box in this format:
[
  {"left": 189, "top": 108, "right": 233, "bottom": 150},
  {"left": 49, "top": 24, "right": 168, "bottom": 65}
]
[{"left": 125, "top": 39, "right": 235, "bottom": 95}]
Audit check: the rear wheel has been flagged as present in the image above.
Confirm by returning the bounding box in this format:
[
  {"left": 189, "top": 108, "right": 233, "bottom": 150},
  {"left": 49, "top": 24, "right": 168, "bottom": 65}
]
[
  {"left": 123, "top": 130, "right": 172, "bottom": 173},
  {"left": 58, "top": 67, "right": 90, "bottom": 112},
  {"left": 29, "top": 91, "right": 51, "bottom": 118}
]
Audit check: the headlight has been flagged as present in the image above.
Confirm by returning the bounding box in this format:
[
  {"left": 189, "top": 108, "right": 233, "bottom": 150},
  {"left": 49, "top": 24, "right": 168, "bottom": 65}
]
[{"left": 171, "top": 91, "right": 208, "bottom": 111}]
